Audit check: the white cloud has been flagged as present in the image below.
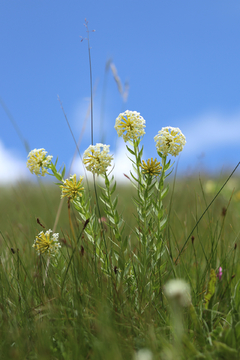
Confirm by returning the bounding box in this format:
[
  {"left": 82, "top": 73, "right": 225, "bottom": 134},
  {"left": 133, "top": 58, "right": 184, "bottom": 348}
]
[
  {"left": 111, "top": 139, "right": 134, "bottom": 183},
  {"left": 174, "top": 110, "right": 240, "bottom": 174},
  {"left": 183, "top": 111, "right": 240, "bottom": 154},
  {"left": 0, "top": 141, "right": 30, "bottom": 183}
]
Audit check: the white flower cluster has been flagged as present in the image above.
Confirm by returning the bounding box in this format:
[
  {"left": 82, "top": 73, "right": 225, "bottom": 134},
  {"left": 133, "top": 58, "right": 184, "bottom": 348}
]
[
  {"left": 83, "top": 143, "right": 113, "bottom": 175},
  {"left": 133, "top": 349, "right": 153, "bottom": 360},
  {"left": 115, "top": 110, "right": 146, "bottom": 142},
  {"left": 164, "top": 279, "right": 191, "bottom": 307},
  {"left": 27, "top": 148, "right": 53, "bottom": 176},
  {"left": 154, "top": 127, "right": 186, "bottom": 157}
]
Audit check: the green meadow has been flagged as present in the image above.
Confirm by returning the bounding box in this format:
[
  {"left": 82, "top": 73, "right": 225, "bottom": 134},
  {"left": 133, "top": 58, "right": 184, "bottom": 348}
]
[
  {"left": 1, "top": 22, "right": 240, "bottom": 359},
  {"left": 0, "top": 172, "right": 240, "bottom": 360}
]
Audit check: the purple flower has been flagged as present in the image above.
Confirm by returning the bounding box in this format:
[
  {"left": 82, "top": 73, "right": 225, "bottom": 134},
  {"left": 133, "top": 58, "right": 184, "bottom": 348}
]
[{"left": 217, "top": 267, "right": 223, "bottom": 280}]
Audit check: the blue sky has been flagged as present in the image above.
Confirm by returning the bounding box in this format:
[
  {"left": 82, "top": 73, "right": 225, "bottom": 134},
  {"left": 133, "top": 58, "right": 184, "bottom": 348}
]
[{"left": 1, "top": 0, "right": 240, "bottom": 183}]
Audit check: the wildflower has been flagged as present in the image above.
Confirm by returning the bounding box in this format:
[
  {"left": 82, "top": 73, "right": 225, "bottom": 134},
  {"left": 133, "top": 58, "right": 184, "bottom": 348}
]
[
  {"left": 33, "top": 229, "right": 61, "bottom": 256},
  {"left": 115, "top": 110, "right": 146, "bottom": 142},
  {"left": 164, "top": 279, "right": 191, "bottom": 307},
  {"left": 134, "top": 349, "right": 153, "bottom": 360},
  {"left": 140, "top": 158, "right": 162, "bottom": 176},
  {"left": 204, "top": 180, "right": 217, "bottom": 194},
  {"left": 217, "top": 267, "right": 223, "bottom": 280},
  {"left": 83, "top": 143, "right": 113, "bottom": 175},
  {"left": 154, "top": 127, "right": 186, "bottom": 156},
  {"left": 27, "top": 148, "right": 53, "bottom": 176},
  {"left": 60, "top": 174, "right": 84, "bottom": 201}
]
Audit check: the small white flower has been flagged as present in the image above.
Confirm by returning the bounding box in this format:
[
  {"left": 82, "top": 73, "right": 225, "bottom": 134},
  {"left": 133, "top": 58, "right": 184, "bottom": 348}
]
[
  {"left": 154, "top": 127, "right": 186, "bottom": 156},
  {"left": 115, "top": 110, "right": 146, "bottom": 142},
  {"left": 27, "top": 148, "right": 53, "bottom": 176},
  {"left": 83, "top": 143, "right": 113, "bottom": 175},
  {"left": 164, "top": 279, "right": 191, "bottom": 307},
  {"left": 134, "top": 349, "right": 153, "bottom": 360}
]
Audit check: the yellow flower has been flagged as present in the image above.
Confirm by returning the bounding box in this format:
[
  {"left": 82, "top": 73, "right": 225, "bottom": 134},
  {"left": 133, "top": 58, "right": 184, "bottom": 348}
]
[
  {"left": 115, "top": 110, "right": 146, "bottom": 142},
  {"left": 154, "top": 127, "right": 186, "bottom": 156},
  {"left": 60, "top": 174, "right": 84, "bottom": 201},
  {"left": 140, "top": 158, "right": 162, "bottom": 176},
  {"left": 33, "top": 229, "right": 61, "bottom": 256},
  {"left": 83, "top": 143, "right": 113, "bottom": 175},
  {"left": 27, "top": 148, "right": 53, "bottom": 176}
]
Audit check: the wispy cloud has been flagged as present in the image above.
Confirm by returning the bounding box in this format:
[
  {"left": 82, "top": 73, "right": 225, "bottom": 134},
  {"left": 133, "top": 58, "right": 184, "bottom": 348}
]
[
  {"left": 110, "top": 140, "right": 134, "bottom": 183},
  {"left": 177, "top": 110, "right": 240, "bottom": 173},
  {"left": 183, "top": 111, "right": 240, "bottom": 154}
]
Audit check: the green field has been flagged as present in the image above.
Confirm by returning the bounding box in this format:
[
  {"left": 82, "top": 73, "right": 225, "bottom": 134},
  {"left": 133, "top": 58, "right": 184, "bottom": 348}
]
[{"left": 0, "top": 172, "right": 240, "bottom": 360}]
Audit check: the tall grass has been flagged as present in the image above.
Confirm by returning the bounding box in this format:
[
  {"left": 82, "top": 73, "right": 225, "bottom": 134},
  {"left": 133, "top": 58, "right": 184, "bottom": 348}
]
[{"left": 0, "top": 174, "right": 240, "bottom": 359}]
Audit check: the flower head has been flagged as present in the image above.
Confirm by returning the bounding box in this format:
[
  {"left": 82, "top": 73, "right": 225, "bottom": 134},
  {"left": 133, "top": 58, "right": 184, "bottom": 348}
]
[
  {"left": 134, "top": 349, "right": 153, "bottom": 360},
  {"left": 115, "top": 110, "right": 146, "bottom": 142},
  {"left": 154, "top": 127, "right": 186, "bottom": 157},
  {"left": 27, "top": 148, "right": 53, "bottom": 176},
  {"left": 60, "top": 174, "right": 84, "bottom": 201},
  {"left": 140, "top": 158, "right": 162, "bottom": 176},
  {"left": 83, "top": 143, "right": 113, "bottom": 175},
  {"left": 33, "top": 229, "right": 61, "bottom": 256},
  {"left": 217, "top": 267, "right": 223, "bottom": 280},
  {"left": 164, "top": 279, "right": 191, "bottom": 307}
]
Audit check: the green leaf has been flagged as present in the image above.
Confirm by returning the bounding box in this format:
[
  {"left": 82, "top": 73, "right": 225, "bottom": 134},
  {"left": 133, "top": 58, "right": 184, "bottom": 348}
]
[
  {"left": 100, "top": 196, "right": 111, "bottom": 209},
  {"left": 106, "top": 214, "right": 115, "bottom": 224},
  {"left": 118, "top": 219, "right": 125, "bottom": 231},
  {"left": 110, "top": 181, "right": 117, "bottom": 195},
  {"left": 122, "top": 235, "right": 128, "bottom": 251},
  {"left": 161, "top": 184, "right": 169, "bottom": 200},
  {"left": 55, "top": 172, "right": 63, "bottom": 181},
  {"left": 126, "top": 145, "right": 135, "bottom": 155},
  {"left": 108, "top": 237, "right": 121, "bottom": 249},
  {"left": 159, "top": 216, "right": 168, "bottom": 230},
  {"left": 104, "top": 175, "right": 110, "bottom": 187},
  {"left": 130, "top": 171, "right": 140, "bottom": 184},
  {"left": 85, "top": 232, "right": 94, "bottom": 244},
  {"left": 100, "top": 192, "right": 109, "bottom": 202},
  {"left": 114, "top": 212, "right": 119, "bottom": 224},
  {"left": 157, "top": 151, "right": 163, "bottom": 158},
  {"left": 139, "top": 146, "right": 144, "bottom": 159},
  {"left": 112, "top": 197, "right": 118, "bottom": 209},
  {"left": 61, "top": 165, "right": 66, "bottom": 179},
  {"left": 157, "top": 208, "right": 164, "bottom": 220},
  {"left": 204, "top": 269, "right": 217, "bottom": 309},
  {"left": 164, "top": 159, "right": 172, "bottom": 170}
]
